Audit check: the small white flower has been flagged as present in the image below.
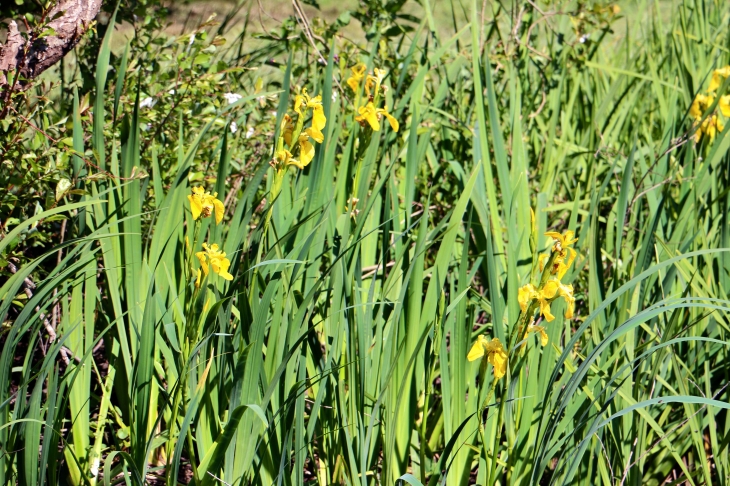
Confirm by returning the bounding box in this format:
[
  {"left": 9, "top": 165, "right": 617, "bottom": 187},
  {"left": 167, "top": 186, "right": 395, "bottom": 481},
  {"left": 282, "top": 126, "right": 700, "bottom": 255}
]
[
  {"left": 245, "top": 126, "right": 254, "bottom": 139},
  {"left": 139, "top": 97, "right": 155, "bottom": 109},
  {"left": 230, "top": 121, "right": 238, "bottom": 134},
  {"left": 579, "top": 34, "right": 589, "bottom": 43},
  {"left": 224, "top": 92, "right": 243, "bottom": 105},
  {"left": 168, "top": 89, "right": 176, "bottom": 95},
  {"left": 189, "top": 33, "right": 196, "bottom": 46},
  {"left": 332, "top": 91, "right": 338, "bottom": 102}
]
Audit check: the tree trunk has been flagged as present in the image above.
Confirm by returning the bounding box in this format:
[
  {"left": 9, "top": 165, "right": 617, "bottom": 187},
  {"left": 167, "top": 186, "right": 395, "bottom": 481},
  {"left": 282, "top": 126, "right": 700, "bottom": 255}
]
[{"left": 0, "top": 0, "right": 103, "bottom": 89}]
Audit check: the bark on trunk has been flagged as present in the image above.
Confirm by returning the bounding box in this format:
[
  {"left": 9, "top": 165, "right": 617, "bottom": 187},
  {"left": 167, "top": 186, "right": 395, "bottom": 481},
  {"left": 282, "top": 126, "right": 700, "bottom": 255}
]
[{"left": 0, "top": 0, "right": 103, "bottom": 89}]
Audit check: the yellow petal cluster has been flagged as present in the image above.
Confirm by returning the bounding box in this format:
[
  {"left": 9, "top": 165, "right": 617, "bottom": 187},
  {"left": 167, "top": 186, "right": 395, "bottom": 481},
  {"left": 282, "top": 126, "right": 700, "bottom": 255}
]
[
  {"left": 690, "top": 66, "right": 730, "bottom": 143},
  {"left": 695, "top": 115, "right": 724, "bottom": 143},
  {"left": 518, "top": 281, "right": 573, "bottom": 322},
  {"left": 279, "top": 88, "right": 327, "bottom": 170},
  {"left": 543, "top": 230, "right": 578, "bottom": 279},
  {"left": 348, "top": 64, "right": 399, "bottom": 134},
  {"left": 355, "top": 102, "right": 399, "bottom": 132},
  {"left": 365, "top": 68, "right": 387, "bottom": 96},
  {"left": 467, "top": 336, "right": 508, "bottom": 380},
  {"left": 196, "top": 243, "right": 233, "bottom": 281},
  {"left": 188, "top": 186, "right": 225, "bottom": 224},
  {"left": 346, "top": 63, "right": 366, "bottom": 92},
  {"left": 690, "top": 94, "right": 713, "bottom": 119},
  {"left": 518, "top": 228, "right": 578, "bottom": 324},
  {"left": 709, "top": 66, "right": 730, "bottom": 92},
  {"left": 296, "top": 132, "right": 315, "bottom": 168}
]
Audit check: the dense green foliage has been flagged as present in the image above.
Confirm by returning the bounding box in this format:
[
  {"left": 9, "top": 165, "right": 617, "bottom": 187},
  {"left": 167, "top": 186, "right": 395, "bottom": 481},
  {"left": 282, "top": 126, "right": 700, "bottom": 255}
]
[{"left": 2, "top": 0, "right": 730, "bottom": 485}]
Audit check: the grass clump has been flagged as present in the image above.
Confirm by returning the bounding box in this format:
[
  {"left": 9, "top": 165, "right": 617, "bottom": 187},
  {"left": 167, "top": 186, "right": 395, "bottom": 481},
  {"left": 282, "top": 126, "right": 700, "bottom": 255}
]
[{"left": 1, "top": 0, "right": 730, "bottom": 485}]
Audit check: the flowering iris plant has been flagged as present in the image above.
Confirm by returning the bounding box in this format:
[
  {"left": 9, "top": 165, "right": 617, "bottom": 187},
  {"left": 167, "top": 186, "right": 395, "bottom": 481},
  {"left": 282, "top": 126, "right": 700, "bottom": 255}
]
[
  {"left": 469, "top": 224, "right": 578, "bottom": 382},
  {"left": 689, "top": 65, "right": 730, "bottom": 143},
  {"left": 188, "top": 186, "right": 225, "bottom": 224}
]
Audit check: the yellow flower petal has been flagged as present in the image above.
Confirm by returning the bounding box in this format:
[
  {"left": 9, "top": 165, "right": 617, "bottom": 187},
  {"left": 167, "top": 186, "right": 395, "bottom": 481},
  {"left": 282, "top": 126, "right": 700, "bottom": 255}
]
[
  {"left": 709, "top": 66, "right": 730, "bottom": 92},
  {"left": 545, "top": 230, "right": 578, "bottom": 249},
  {"left": 541, "top": 280, "right": 559, "bottom": 299},
  {"left": 188, "top": 194, "right": 203, "bottom": 220},
  {"left": 311, "top": 105, "right": 327, "bottom": 132},
  {"left": 213, "top": 198, "right": 225, "bottom": 225},
  {"left": 485, "top": 338, "right": 508, "bottom": 379},
  {"left": 377, "top": 108, "right": 399, "bottom": 132},
  {"left": 518, "top": 283, "right": 537, "bottom": 313},
  {"left": 539, "top": 299, "right": 555, "bottom": 322},
  {"left": 467, "top": 337, "right": 486, "bottom": 361},
  {"left": 690, "top": 94, "right": 714, "bottom": 120},
  {"left": 298, "top": 135, "right": 315, "bottom": 168},
  {"left": 200, "top": 243, "right": 234, "bottom": 281},
  {"left": 294, "top": 93, "right": 306, "bottom": 115},
  {"left": 527, "top": 324, "right": 549, "bottom": 347},
  {"left": 215, "top": 257, "right": 233, "bottom": 281},
  {"left": 276, "top": 149, "right": 293, "bottom": 165},
  {"left": 189, "top": 187, "right": 226, "bottom": 224},
  {"left": 489, "top": 350, "right": 507, "bottom": 379},
  {"left": 305, "top": 126, "right": 324, "bottom": 143},
  {"left": 356, "top": 102, "right": 380, "bottom": 131}
]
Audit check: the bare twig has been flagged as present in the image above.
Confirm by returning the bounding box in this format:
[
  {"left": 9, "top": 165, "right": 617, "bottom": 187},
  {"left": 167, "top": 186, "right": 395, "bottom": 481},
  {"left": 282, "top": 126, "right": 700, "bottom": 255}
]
[{"left": 6, "top": 261, "right": 69, "bottom": 364}]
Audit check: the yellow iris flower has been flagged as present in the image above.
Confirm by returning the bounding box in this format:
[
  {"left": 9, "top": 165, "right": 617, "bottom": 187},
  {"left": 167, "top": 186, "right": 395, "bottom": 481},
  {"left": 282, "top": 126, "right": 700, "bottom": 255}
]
[
  {"left": 188, "top": 186, "right": 225, "bottom": 224},
  {"left": 356, "top": 102, "right": 378, "bottom": 129},
  {"left": 365, "top": 68, "right": 387, "bottom": 96},
  {"left": 355, "top": 102, "right": 399, "bottom": 132},
  {"left": 519, "top": 280, "right": 574, "bottom": 322},
  {"left": 545, "top": 230, "right": 578, "bottom": 277},
  {"left": 518, "top": 283, "right": 538, "bottom": 313},
  {"left": 689, "top": 94, "right": 714, "bottom": 120},
  {"left": 695, "top": 115, "right": 724, "bottom": 143},
  {"left": 467, "top": 336, "right": 508, "bottom": 380},
  {"left": 545, "top": 230, "right": 578, "bottom": 252},
  {"left": 541, "top": 280, "right": 575, "bottom": 320},
  {"left": 294, "top": 88, "right": 326, "bottom": 134},
  {"left": 346, "top": 63, "right": 367, "bottom": 92},
  {"left": 275, "top": 149, "right": 300, "bottom": 169},
  {"left": 525, "top": 323, "right": 548, "bottom": 346},
  {"left": 708, "top": 66, "right": 730, "bottom": 92},
  {"left": 377, "top": 106, "right": 399, "bottom": 132},
  {"left": 196, "top": 243, "right": 233, "bottom": 281}
]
